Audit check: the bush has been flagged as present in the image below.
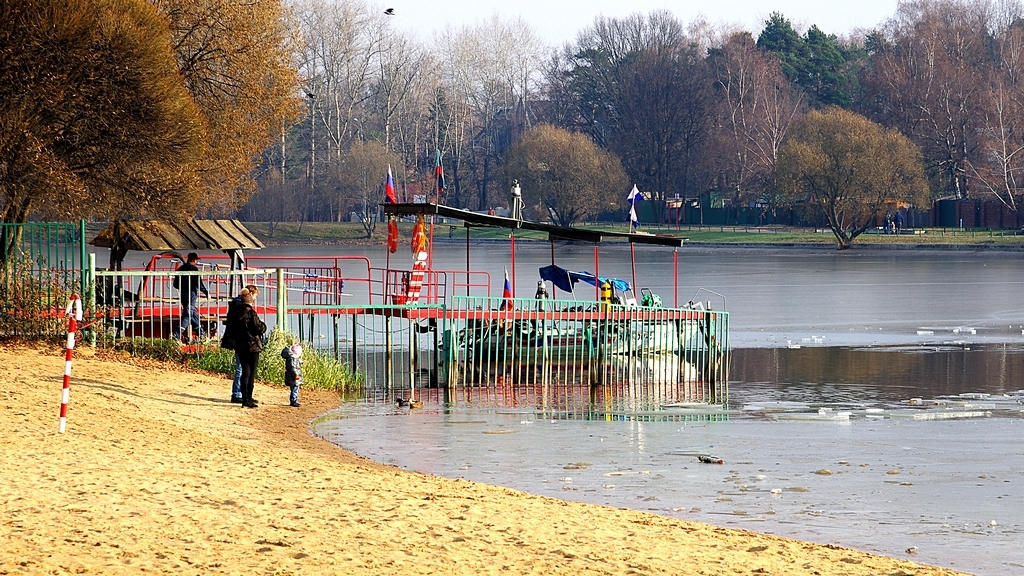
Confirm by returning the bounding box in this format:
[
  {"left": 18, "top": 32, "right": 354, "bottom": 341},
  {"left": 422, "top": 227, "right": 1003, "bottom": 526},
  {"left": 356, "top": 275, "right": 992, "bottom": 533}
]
[
  {"left": 108, "top": 330, "right": 363, "bottom": 392},
  {"left": 250, "top": 329, "right": 364, "bottom": 391}
]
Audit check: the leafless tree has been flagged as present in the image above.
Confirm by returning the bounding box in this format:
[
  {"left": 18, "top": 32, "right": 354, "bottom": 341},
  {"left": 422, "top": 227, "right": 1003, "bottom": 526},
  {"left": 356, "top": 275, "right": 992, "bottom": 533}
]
[
  {"left": 709, "top": 32, "right": 806, "bottom": 203},
  {"left": 862, "top": 0, "right": 992, "bottom": 199}
]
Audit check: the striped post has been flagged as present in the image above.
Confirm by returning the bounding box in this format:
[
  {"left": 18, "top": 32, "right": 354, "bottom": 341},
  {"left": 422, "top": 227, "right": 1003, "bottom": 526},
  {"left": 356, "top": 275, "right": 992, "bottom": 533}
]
[{"left": 59, "top": 294, "right": 83, "bottom": 434}]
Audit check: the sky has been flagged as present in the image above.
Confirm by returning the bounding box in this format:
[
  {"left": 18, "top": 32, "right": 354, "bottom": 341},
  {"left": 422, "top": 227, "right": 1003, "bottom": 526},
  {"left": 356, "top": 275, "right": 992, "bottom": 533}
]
[{"left": 388, "top": 0, "right": 902, "bottom": 47}]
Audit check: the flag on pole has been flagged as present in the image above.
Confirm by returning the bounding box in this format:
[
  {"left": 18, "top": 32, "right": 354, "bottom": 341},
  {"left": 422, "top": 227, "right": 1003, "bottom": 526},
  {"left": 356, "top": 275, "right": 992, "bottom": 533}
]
[
  {"left": 627, "top": 184, "right": 643, "bottom": 229},
  {"left": 435, "top": 150, "right": 445, "bottom": 202},
  {"left": 385, "top": 164, "right": 397, "bottom": 204},
  {"left": 500, "top": 266, "right": 512, "bottom": 310}
]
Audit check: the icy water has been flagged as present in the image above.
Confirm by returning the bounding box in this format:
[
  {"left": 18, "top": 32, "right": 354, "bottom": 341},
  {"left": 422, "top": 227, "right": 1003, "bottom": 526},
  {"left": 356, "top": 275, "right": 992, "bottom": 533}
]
[{"left": 298, "top": 244, "right": 1024, "bottom": 575}]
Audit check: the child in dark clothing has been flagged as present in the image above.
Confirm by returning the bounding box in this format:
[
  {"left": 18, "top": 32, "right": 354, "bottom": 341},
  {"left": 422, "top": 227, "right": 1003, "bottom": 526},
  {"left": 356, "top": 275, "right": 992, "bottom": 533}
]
[{"left": 281, "top": 344, "right": 303, "bottom": 407}]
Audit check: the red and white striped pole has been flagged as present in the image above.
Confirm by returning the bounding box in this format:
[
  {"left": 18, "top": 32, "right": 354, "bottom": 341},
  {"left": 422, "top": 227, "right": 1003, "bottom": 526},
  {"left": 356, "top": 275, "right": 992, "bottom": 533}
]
[{"left": 59, "top": 294, "right": 83, "bottom": 434}]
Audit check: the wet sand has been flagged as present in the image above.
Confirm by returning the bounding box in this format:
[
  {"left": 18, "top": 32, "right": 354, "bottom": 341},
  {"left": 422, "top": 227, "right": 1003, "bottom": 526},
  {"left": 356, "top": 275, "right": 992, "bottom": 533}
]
[{"left": 0, "top": 342, "right": 967, "bottom": 575}]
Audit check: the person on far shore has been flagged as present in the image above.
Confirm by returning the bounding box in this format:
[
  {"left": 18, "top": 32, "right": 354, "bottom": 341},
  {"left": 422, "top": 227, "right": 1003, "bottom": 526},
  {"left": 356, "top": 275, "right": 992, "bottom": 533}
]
[
  {"left": 174, "top": 252, "right": 209, "bottom": 343},
  {"left": 227, "top": 284, "right": 260, "bottom": 403},
  {"left": 894, "top": 210, "right": 904, "bottom": 235},
  {"left": 225, "top": 288, "right": 266, "bottom": 409}
]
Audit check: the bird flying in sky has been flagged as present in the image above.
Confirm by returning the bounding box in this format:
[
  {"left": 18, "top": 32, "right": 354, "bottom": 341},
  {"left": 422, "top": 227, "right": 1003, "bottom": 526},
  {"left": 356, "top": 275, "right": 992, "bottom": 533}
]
[{"left": 384, "top": 8, "right": 394, "bottom": 15}]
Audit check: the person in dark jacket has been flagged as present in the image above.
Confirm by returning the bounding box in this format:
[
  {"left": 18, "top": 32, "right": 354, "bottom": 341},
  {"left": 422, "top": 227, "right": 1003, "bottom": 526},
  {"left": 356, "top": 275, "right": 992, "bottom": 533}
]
[
  {"left": 226, "top": 284, "right": 260, "bottom": 403},
  {"left": 224, "top": 288, "right": 266, "bottom": 408},
  {"left": 173, "top": 252, "right": 209, "bottom": 342}
]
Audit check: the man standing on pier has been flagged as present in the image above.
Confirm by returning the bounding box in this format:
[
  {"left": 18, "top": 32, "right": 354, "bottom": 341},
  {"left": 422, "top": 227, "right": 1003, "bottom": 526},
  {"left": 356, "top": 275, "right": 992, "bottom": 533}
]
[{"left": 174, "top": 252, "right": 209, "bottom": 342}]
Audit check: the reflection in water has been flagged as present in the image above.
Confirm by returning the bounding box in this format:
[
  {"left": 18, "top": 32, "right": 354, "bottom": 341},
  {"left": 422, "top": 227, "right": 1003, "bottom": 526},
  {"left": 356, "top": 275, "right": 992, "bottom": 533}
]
[
  {"left": 731, "top": 344, "right": 1024, "bottom": 402},
  {"left": 318, "top": 344, "right": 1024, "bottom": 575}
]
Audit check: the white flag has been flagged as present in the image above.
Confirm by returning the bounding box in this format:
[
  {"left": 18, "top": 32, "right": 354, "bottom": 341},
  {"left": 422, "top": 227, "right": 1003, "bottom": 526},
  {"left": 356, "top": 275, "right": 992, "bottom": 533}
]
[{"left": 627, "top": 185, "right": 642, "bottom": 228}]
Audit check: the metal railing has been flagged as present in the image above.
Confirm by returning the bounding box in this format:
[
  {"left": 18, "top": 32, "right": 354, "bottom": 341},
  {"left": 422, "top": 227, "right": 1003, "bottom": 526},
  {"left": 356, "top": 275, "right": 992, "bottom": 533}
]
[
  {"left": 446, "top": 295, "right": 729, "bottom": 403},
  {"left": 91, "top": 268, "right": 277, "bottom": 342},
  {"left": 87, "top": 268, "right": 728, "bottom": 405}
]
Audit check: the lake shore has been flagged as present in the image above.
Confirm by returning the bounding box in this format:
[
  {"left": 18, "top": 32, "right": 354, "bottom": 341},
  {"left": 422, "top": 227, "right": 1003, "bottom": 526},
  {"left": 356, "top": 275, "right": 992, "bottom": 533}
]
[
  {"left": 0, "top": 342, "right": 967, "bottom": 575},
  {"left": 228, "top": 220, "right": 1024, "bottom": 251}
]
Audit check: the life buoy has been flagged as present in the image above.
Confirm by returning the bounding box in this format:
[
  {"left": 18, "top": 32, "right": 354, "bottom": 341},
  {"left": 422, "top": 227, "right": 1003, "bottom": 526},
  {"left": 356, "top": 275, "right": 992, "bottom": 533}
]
[
  {"left": 411, "top": 215, "right": 427, "bottom": 254},
  {"left": 387, "top": 219, "right": 398, "bottom": 253}
]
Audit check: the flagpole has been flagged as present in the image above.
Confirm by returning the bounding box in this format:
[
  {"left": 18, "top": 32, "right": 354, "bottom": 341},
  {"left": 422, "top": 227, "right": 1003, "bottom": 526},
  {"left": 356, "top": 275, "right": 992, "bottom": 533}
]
[
  {"left": 550, "top": 239, "right": 556, "bottom": 300},
  {"left": 630, "top": 241, "right": 637, "bottom": 298},
  {"left": 429, "top": 150, "right": 444, "bottom": 272},
  {"left": 510, "top": 233, "right": 517, "bottom": 298},
  {"left": 673, "top": 247, "right": 679, "bottom": 308}
]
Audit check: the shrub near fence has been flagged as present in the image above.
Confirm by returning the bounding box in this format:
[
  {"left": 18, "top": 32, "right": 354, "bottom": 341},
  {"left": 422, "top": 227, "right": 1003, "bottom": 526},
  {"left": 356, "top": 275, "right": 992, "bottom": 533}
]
[{"left": 0, "top": 221, "right": 86, "bottom": 339}]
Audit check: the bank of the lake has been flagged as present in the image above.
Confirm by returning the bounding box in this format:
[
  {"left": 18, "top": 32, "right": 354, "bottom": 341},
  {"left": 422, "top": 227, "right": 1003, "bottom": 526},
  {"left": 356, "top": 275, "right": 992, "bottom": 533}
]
[
  {"left": 0, "top": 342, "right": 966, "bottom": 576},
  {"left": 238, "top": 221, "right": 1024, "bottom": 250}
]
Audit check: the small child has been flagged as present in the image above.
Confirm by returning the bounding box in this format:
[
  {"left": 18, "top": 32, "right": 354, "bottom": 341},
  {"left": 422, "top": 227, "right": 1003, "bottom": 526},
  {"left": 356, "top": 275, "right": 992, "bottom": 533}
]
[{"left": 281, "top": 344, "right": 303, "bottom": 407}]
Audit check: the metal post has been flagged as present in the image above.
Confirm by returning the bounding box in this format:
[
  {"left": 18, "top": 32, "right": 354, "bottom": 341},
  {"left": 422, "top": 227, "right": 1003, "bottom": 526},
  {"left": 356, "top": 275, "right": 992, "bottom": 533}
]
[
  {"left": 87, "top": 253, "right": 96, "bottom": 346},
  {"left": 350, "top": 312, "right": 358, "bottom": 370},
  {"left": 330, "top": 314, "right": 338, "bottom": 359},
  {"left": 410, "top": 317, "right": 416, "bottom": 398},
  {"left": 433, "top": 316, "right": 440, "bottom": 388},
  {"left": 276, "top": 268, "right": 287, "bottom": 334},
  {"left": 630, "top": 242, "right": 637, "bottom": 297},
  {"left": 385, "top": 315, "right": 393, "bottom": 390},
  {"left": 79, "top": 219, "right": 87, "bottom": 298},
  {"left": 510, "top": 233, "right": 517, "bottom": 297},
  {"left": 550, "top": 239, "right": 556, "bottom": 299},
  {"left": 465, "top": 226, "right": 471, "bottom": 296},
  {"left": 673, "top": 248, "right": 678, "bottom": 308}
]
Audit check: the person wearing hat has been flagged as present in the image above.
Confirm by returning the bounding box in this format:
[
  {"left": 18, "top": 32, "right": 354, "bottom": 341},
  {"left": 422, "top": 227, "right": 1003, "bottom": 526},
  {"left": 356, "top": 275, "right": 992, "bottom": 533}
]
[
  {"left": 225, "top": 287, "right": 266, "bottom": 408},
  {"left": 173, "top": 252, "right": 209, "bottom": 342},
  {"left": 228, "top": 284, "right": 260, "bottom": 403},
  {"left": 281, "top": 343, "right": 303, "bottom": 407}
]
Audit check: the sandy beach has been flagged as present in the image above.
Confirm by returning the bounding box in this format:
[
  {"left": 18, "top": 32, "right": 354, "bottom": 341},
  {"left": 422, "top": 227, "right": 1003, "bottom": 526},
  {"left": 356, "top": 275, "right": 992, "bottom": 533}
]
[{"left": 0, "top": 342, "right": 968, "bottom": 575}]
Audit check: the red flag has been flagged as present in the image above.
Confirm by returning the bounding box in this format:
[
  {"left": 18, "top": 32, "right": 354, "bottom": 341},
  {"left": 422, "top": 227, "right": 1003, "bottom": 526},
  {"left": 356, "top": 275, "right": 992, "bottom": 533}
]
[
  {"left": 435, "top": 150, "right": 445, "bottom": 202},
  {"left": 385, "top": 165, "right": 397, "bottom": 204}
]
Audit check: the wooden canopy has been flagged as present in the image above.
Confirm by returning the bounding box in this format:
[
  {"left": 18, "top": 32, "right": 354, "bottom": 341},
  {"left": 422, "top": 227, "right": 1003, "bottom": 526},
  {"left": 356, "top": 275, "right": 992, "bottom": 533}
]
[
  {"left": 91, "top": 219, "right": 264, "bottom": 270},
  {"left": 91, "top": 219, "right": 264, "bottom": 252}
]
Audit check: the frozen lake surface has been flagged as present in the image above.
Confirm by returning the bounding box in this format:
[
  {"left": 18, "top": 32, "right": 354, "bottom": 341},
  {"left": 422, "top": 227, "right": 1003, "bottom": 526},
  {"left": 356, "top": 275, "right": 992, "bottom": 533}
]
[
  {"left": 317, "top": 372, "right": 1024, "bottom": 575},
  {"left": 302, "top": 245, "right": 1024, "bottom": 575}
]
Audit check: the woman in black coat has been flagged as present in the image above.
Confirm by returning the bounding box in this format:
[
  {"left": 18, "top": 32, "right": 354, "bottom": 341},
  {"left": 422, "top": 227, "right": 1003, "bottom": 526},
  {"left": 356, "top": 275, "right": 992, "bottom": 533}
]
[{"left": 225, "top": 288, "right": 266, "bottom": 408}]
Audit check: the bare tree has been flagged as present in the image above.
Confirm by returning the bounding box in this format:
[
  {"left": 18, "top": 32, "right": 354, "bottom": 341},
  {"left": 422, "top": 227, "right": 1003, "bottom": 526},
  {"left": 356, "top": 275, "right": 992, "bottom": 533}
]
[
  {"left": 709, "top": 32, "right": 805, "bottom": 203},
  {"left": 968, "top": 3, "right": 1024, "bottom": 223},
  {"left": 571, "top": 11, "right": 715, "bottom": 218},
  {"left": 433, "top": 16, "right": 548, "bottom": 210},
  {"left": 862, "top": 0, "right": 992, "bottom": 199}
]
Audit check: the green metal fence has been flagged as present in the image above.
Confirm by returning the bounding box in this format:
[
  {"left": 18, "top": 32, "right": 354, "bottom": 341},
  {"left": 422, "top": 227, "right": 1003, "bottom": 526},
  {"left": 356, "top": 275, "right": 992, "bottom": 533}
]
[
  {"left": 0, "top": 221, "right": 86, "bottom": 338},
  {"left": 447, "top": 295, "right": 729, "bottom": 404}
]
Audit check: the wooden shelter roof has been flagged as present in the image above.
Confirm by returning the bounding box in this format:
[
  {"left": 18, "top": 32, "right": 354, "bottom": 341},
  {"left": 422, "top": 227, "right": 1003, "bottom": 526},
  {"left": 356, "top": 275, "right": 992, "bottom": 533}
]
[
  {"left": 90, "top": 219, "right": 264, "bottom": 251},
  {"left": 383, "top": 203, "right": 686, "bottom": 247}
]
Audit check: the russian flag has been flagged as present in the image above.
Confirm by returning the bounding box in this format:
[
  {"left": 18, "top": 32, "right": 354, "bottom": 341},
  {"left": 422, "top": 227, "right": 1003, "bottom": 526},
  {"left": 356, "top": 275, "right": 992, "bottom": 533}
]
[
  {"left": 500, "top": 266, "right": 512, "bottom": 310},
  {"left": 385, "top": 164, "right": 397, "bottom": 204}
]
